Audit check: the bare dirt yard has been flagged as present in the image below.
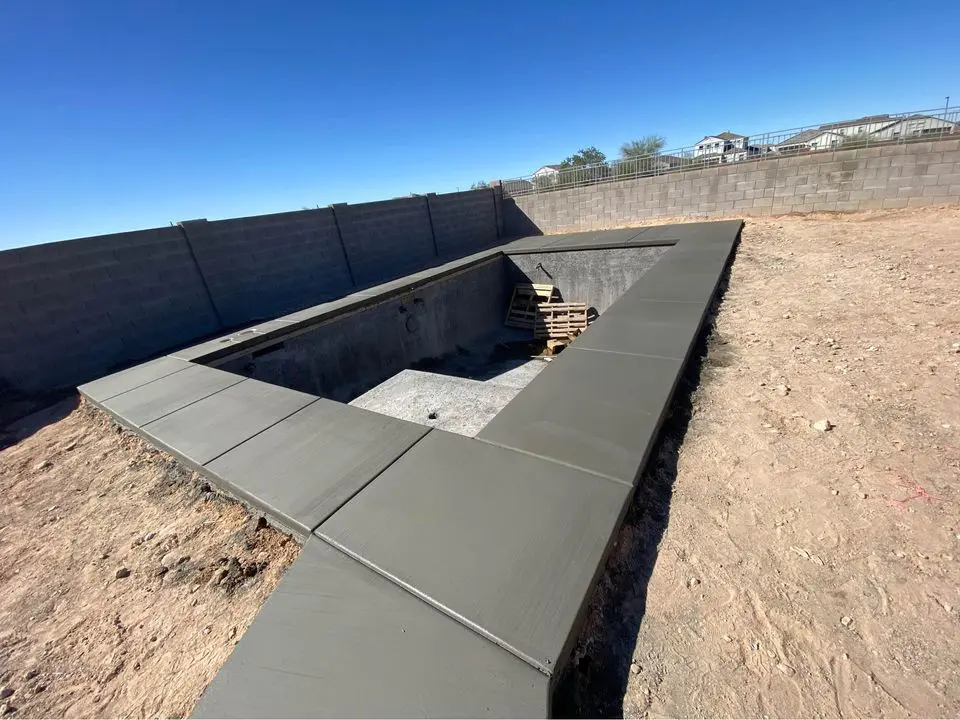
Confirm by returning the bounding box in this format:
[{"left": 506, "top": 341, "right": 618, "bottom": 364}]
[
  {"left": 0, "top": 402, "right": 298, "bottom": 718},
  {"left": 559, "top": 206, "right": 960, "bottom": 718}
]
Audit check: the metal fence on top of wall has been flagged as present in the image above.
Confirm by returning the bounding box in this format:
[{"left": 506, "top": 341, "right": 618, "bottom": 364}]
[{"left": 500, "top": 106, "right": 960, "bottom": 196}]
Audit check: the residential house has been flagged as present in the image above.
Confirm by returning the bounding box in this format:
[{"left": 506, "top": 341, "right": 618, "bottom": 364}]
[
  {"left": 776, "top": 128, "right": 845, "bottom": 153},
  {"left": 871, "top": 114, "right": 958, "bottom": 140},
  {"left": 532, "top": 164, "right": 562, "bottom": 183},
  {"left": 819, "top": 114, "right": 896, "bottom": 138},
  {"left": 693, "top": 132, "right": 749, "bottom": 158}
]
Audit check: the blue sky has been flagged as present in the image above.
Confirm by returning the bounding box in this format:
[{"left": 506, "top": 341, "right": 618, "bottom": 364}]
[{"left": 0, "top": 1, "right": 957, "bottom": 248}]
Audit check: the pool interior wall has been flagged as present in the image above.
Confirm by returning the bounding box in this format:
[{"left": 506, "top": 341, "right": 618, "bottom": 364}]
[{"left": 211, "top": 247, "right": 667, "bottom": 409}]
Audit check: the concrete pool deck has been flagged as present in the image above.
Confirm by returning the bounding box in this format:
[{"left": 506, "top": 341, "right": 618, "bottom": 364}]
[{"left": 78, "top": 219, "right": 742, "bottom": 717}]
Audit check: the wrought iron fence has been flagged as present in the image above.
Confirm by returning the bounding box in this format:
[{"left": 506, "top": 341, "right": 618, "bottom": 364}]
[{"left": 499, "top": 105, "right": 960, "bottom": 197}]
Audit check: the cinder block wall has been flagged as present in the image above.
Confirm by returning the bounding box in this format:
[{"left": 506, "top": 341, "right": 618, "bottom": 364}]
[
  {"left": 0, "top": 227, "right": 221, "bottom": 396},
  {"left": 0, "top": 188, "right": 501, "bottom": 396},
  {"left": 332, "top": 197, "right": 438, "bottom": 289},
  {"left": 428, "top": 189, "right": 501, "bottom": 259},
  {"left": 181, "top": 209, "right": 353, "bottom": 328},
  {"left": 503, "top": 138, "right": 960, "bottom": 234}
]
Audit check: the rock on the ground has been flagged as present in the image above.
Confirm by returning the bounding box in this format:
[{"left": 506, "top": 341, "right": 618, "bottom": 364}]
[
  {"left": 115, "top": 568, "right": 131, "bottom": 579},
  {"left": 812, "top": 419, "right": 834, "bottom": 432}
]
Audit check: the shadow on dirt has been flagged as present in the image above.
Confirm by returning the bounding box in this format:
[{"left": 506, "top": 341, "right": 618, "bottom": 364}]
[{"left": 0, "top": 393, "right": 79, "bottom": 452}]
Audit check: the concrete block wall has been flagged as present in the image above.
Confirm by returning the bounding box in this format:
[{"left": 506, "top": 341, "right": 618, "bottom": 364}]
[
  {"left": 333, "top": 197, "right": 438, "bottom": 289},
  {"left": 503, "top": 137, "right": 960, "bottom": 234},
  {"left": 1, "top": 189, "right": 501, "bottom": 397},
  {"left": 428, "top": 189, "right": 500, "bottom": 259},
  {"left": 181, "top": 209, "right": 353, "bottom": 328},
  {"left": 0, "top": 227, "right": 220, "bottom": 395}
]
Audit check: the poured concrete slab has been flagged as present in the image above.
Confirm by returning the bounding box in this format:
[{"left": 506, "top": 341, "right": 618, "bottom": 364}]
[
  {"left": 351, "top": 250, "right": 501, "bottom": 298},
  {"left": 78, "top": 356, "right": 193, "bottom": 404},
  {"left": 477, "top": 348, "right": 683, "bottom": 484},
  {"left": 169, "top": 320, "right": 295, "bottom": 362},
  {"left": 502, "top": 229, "right": 673, "bottom": 255},
  {"left": 193, "top": 537, "right": 549, "bottom": 719},
  {"left": 619, "top": 266, "right": 724, "bottom": 305},
  {"left": 100, "top": 364, "right": 244, "bottom": 428},
  {"left": 574, "top": 299, "right": 710, "bottom": 361},
  {"left": 317, "top": 430, "right": 632, "bottom": 675},
  {"left": 205, "top": 399, "right": 429, "bottom": 537},
  {"left": 139, "top": 379, "right": 318, "bottom": 468}
]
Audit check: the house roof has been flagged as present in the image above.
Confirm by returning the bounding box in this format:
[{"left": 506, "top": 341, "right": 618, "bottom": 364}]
[
  {"left": 696, "top": 131, "right": 746, "bottom": 145},
  {"left": 778, "top": 128, "right": 842, "bottom": 146},
  {"left": 820, "top": 114, "right": 893, "bottom": 130},
  {"left": 888, "top": 114, "right": 959, "bottom": 126},
  {"left": 534, "top": 164, "right": 562, "bottom": 173}
]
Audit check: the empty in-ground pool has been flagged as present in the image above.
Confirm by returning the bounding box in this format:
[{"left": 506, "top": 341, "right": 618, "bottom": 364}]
[{"left": 208, "top": 246, "right": 667, "bottom": 435}]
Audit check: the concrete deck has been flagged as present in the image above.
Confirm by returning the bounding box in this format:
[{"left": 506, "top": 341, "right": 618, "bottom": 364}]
[{"left": 77, "top": 219, "right": 742, "bottom": 717}]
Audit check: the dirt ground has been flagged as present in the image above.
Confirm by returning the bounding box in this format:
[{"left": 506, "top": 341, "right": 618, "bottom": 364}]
[
  {"left": 560, "top": 206, "right": 960, "bottom": 718},
  {"left": 0, "top": 402, "right": 299, "bottom": 718}
]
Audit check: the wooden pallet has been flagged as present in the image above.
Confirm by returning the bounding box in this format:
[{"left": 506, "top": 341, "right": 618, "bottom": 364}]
[
  {"left": 504, "top": 283, "right": 557, "bottom": 329},
  {"left": 533, "top": 302, "right": 588, "bottom": 339}
]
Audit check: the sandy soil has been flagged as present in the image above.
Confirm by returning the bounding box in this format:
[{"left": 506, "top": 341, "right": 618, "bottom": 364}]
[
  {"left": 560, "top": 206, "right": 960, "bottom": 718},
  {"left": 0, "top": 401, "right": 299, "bottom": 718}
]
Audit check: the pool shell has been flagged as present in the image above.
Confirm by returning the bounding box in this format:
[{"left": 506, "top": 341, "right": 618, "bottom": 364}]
[{"left": 77, "top": 220, "right": 743, "bottom": 718}]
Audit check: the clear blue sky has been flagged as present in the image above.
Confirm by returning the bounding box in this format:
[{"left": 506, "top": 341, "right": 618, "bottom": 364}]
[{"left": 0, "top": 1, "right": 956, "bottom": 248}]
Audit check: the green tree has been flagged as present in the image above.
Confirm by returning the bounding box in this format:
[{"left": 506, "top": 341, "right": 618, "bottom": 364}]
[
  {"left": 470, "top": 181, "right": 490, "bottom": 190},
  {"left": 619, "top": 135, "right": 666, "bottom": 158},
  {"left": 559, "top": 146, "right": 607, "bottom": 168}
]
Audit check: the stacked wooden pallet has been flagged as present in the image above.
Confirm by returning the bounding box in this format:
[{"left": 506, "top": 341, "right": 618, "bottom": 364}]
[
  {"left": 532, "top": 303, "right": 588, "bottom": 339},
  {"left": 504, "top": 283, "right": 588, "bottom": 339}
]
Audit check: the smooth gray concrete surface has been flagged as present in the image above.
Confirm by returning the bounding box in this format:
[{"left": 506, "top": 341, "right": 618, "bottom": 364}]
[
  {"left": 100, "top": 364, "right": 244, "bottom": 429},
  {"left": 500, "top": 229, "right": 674, "bottom": 255},
  {"left": 78, "top": 356, "right": 194, "bottom": 403},
  {"left": 317, "top": 430, "right": 633, "bottom": 676},
  {"left": 619, "top": 267, "right": 724, "bottom": 305},
  {"left": 193, "top": 537, "right": 549, "bottom": 719},
  {"left": 505, "top": 247, "right": 667, "bottom": 314},
  {"left": 169, "top": 320, "right": 295, "bottom": 363},
  {"left": 350, "top": 249, "right": 502, "bottom": 299},
  {"left": 477, "top": 348, "right": 683, "bottom": 485},
  {"left": 139, "top": 379, "right": 318, "bottom": 468},
  {"left": 205, "top": 399, "right": 429, "bottom": 537},
  {"left": 574, "top": 299, "right": 710, "bottom": 360}
]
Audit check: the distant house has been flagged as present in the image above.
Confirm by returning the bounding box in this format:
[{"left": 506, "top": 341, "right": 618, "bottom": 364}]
[
  {"left": 819, "top": 114, "right": 896, "bottom": 138},
  {"left": 871, "top": 114, "right": 958, "bottom": 140},
  {"left": 776, "top": 128, "right": 845, "bottom": 153},
  {"left": 532, "top": 164, "right": 562, "bottom": 183},
  {"left": 694, "top": 132, "right": 749, "bottom": 158},
  {"left": 775, "top": 113, "right": 957, "bottom": 152}
]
